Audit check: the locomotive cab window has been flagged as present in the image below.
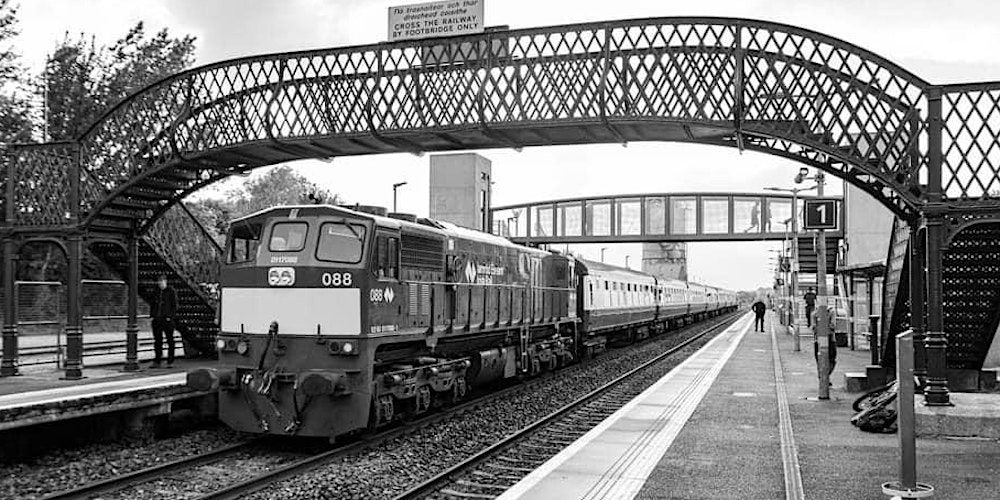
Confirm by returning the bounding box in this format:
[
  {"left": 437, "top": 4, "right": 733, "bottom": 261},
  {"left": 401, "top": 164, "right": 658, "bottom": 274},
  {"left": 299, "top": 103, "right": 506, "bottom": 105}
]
[
  {"left": 372, "top": 234, "right": 400, "bottom": 279},
  {"left": 227, "top": 221, "right": 262, "bottom": 264},
  {"left": 317, "top": 222, "right": 367, "bottom": 263},
  {"left": 269, "top": 222, "right": 308, "bottom": 252}
]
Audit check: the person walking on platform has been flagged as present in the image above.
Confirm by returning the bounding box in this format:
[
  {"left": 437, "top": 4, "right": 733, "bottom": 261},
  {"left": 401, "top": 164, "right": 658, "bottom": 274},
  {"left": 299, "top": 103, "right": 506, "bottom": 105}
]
[
  {"left": 803, "top": 288, "right": 817, "bottom": 327},
  {"left": 751, "top": 299, "right": 766, "bottom": 332},
  {"left": 150, "top": 274, "right": 178, "bottom": 368}
]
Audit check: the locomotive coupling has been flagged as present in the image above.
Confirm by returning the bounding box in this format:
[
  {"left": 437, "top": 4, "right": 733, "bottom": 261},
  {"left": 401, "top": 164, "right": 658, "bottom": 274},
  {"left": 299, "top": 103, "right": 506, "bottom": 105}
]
[{"left": 187, "top": 367, "right": 235, "bottom": 392}]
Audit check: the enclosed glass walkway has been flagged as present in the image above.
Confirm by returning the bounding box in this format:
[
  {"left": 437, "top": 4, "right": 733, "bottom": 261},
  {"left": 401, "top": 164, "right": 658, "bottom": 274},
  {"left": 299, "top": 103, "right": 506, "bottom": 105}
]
[{"left": 490, "top": 193, "right": 843, "bottom": 244}]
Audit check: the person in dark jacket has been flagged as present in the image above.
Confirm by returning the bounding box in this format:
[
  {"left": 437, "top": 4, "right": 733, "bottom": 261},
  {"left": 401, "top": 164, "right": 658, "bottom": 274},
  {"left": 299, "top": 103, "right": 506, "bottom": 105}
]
[
  {"left": 803, "top": 288, "right": 817, "bottom": 327},
  {"left": 150, "top": 274, "right": 178, "bottom": 368},
  {"left": 751, "top": 299, "right": 766, "bottom": 332}
]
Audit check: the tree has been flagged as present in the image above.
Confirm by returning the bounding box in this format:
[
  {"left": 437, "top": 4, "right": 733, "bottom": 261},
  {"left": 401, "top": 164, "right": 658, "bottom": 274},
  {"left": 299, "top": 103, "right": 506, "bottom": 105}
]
[
  {"left": 0, "top": 0, "right": 33, "bottom": 142},
  {"left": 40, "top": 22, "right": 196, "bottom": 140},
  {"left": 188, "top": 166, "right": 342, "bottom": 239}
]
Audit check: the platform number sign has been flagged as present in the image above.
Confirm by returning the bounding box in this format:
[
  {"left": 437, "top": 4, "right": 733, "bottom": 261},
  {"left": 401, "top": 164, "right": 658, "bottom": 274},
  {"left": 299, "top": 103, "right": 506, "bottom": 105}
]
[{"left": 803, "top": 199, "right": 838, "bottom": 230}]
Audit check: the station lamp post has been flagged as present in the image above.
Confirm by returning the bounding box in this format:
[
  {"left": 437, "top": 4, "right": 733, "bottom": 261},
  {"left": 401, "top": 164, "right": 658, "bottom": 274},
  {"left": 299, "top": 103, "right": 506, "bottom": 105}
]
[
  {"left": 392, "top": 181, "right": 407, "bottom": 213},
  {"left": 764, "top": 183, "right": 818, "bottom": 352}
]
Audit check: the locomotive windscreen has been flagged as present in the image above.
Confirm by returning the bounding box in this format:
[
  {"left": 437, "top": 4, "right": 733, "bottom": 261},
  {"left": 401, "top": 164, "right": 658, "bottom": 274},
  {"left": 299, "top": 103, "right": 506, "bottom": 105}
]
[{"left": 317, "top": 222, "right": 367, "bottom": 263}]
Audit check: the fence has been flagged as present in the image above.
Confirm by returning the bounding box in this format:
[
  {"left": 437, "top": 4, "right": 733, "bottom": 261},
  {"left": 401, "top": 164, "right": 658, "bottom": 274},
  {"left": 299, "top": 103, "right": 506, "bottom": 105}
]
[{"left": 0, "top": 279, "right": 150, "bottom": 329}]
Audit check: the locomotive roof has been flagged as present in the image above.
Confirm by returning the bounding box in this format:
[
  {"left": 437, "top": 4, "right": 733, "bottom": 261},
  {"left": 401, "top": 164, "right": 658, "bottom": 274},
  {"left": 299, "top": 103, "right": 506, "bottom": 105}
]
[{"left": 230, "top": 204, "right": 548, "bottom": 254}]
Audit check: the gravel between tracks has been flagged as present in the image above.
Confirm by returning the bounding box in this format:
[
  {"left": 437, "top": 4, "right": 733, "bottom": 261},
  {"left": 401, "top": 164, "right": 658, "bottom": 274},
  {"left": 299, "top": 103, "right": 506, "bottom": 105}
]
[
  {"left": 250, "top": 316, "right": 738, "bottom": 500},
  {"left": 0, "top": 425, "right": 243, "bottom": 500}
]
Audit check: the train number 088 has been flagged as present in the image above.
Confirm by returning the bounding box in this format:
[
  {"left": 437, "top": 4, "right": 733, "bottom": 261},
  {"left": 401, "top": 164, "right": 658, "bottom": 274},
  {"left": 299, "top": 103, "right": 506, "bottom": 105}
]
[{"left": 321, "top": 272, "right": 353, "bottom": 287}]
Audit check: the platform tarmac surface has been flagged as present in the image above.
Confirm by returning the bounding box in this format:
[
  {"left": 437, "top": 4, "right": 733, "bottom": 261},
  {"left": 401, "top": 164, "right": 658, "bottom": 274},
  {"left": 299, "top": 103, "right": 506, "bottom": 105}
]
[{"left": 499, "top": 312, "right": 1000, "bottom": 499}]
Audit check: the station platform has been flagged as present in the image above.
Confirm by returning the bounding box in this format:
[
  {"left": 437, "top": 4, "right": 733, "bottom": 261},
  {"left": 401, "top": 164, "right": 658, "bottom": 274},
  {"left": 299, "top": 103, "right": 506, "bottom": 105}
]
[
  {"left": 499, "top": 312, "right": 1000, "bottom": 500},
  {"left": 0, "top": 357, "right": 210, "bottom": 431}
]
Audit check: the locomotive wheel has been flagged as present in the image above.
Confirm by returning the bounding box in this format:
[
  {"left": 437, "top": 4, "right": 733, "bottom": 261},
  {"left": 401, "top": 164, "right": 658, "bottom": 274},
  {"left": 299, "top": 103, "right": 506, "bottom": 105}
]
[{"left": 415, "top": 386, "right": 432, "bottom": 414}]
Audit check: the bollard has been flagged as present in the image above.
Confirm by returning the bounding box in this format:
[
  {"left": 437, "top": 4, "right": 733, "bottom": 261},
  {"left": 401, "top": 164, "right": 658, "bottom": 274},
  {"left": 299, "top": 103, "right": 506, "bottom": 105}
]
[
  {"left": 869, "top": 315, "right": 880, "bottom": 366},
  {"left": 881, "top": 330, "right": 934, "bottom": 499}
]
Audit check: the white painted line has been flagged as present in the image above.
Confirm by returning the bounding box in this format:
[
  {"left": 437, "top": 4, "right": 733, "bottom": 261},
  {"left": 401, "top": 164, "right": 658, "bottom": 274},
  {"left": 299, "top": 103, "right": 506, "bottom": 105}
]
[
  {"left": 0, "top": 373, "right": 186, "bottom": 411},
  {"left": 498, "top": 313, "right": 754, "bottom": 500},
  {"left": 770, "top": 319, "right": 805, "bottom": 500}
]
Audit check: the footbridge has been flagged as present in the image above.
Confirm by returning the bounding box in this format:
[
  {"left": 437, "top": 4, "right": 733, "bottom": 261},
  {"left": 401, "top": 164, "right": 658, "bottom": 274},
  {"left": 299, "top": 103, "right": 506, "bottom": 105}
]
[
  {"left": 3, "top": 17, "right": 1000, "bottom": 403},
  {"left": 489, "top": 192, "right": 843, "bottom": 244}
]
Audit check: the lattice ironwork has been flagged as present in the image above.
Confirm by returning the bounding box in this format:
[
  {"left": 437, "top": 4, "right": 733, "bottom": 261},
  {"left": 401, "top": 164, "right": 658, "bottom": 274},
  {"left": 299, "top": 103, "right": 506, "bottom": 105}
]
[
  {"left": 143, "top": 202, "right": 222, "bottom": 305},
  {"left": 58, "top": 18, "right": 963, "bottom": 223},
  {"left": 880, "top": 217, "right": 911, "bottom": 366},
  {"left": 7, "top": 143, "right": 76, "bottom": 226},
  {"left": 941, "top": 222, "right": 1000, "bottom": 369},
  {"left": 942, "top": 84, "right": 1000, "bottom": 200}
]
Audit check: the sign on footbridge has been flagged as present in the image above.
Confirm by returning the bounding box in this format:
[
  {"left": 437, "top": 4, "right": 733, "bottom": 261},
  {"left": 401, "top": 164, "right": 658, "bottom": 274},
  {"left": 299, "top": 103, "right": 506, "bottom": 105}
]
[{"left": 489, "top": 193, "right": 843, "bottom": 244}]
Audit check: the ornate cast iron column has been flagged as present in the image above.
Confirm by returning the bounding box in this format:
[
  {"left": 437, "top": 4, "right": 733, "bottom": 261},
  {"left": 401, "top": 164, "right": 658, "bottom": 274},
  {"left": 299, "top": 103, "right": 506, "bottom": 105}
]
[
  {"left": 908, "top": 223, "right": 927, "bottom": 381},
  {"left": 923, "top": 87, "right": 950, "bottom": 405},
  {"left": 1, "top": 238, "right": 18, "bottom": 376},
  {"left": 923, "top": 217, "right": 950, "bottom": 405},
  {"left": 63, "top": 234, "right": 84, "bottom": 380},
  {"left": 124, "top": 233, "right": 140, "bottom": 372}
]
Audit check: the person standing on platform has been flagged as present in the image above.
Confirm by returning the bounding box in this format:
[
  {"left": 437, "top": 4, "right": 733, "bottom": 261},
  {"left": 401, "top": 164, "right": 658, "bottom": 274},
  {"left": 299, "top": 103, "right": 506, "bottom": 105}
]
[
  {"left": 814, "top": 315, "right": 838, "bottom": 382},
  {"left": 150, "top": 274, "right": 178, "bottom": 368},
  {"left": 804, "top": 288, "right": 817, "bottom": 327},
  {"left": 751, "top": 298, "right": 766, "bottom": 332}
]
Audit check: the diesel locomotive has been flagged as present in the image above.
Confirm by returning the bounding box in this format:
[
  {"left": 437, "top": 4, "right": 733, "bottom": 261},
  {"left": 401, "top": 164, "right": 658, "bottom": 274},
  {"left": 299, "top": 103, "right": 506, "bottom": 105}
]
[{"left": 187, "top": 204, "right": 737, "bottom": 438}]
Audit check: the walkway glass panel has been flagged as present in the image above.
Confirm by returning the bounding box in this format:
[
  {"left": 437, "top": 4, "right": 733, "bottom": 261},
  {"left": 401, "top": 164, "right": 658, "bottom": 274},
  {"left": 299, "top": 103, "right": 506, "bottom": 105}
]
[
  {"left": 586, "top": 200, "right": 611, "bottom": 236},
  {"left": 616, "top": 198, "right": 641, "bottom": 236},
  {"left": 701, "top": 197, "right": 729, "bottom": 234},
  {"left": 533, "top": 205, "right": 554, "bottom": 237},
  {"left": 558, "top": 202, "right": 582, "bottom": 237},
  {"left": 644, "top": 197, "right": 666, "bottom": 235},
  {"left": 734, "top": 197, "right": 761, "bottom": 234},
  {"left": 670, "top": 197, "right": 697, "bottom": 235},
  {"left": 767, "top": 199, "right": 792, "bottom": 234}
]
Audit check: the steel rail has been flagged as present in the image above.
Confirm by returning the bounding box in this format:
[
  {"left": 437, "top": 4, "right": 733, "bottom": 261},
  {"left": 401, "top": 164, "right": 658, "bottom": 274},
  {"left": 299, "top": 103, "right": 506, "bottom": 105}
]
[
  {"left": 40, "top": 440, "right": 260, "bottom": 500},
  {"left": 392, "top": 313, "right": 739, "bottom": 500}
]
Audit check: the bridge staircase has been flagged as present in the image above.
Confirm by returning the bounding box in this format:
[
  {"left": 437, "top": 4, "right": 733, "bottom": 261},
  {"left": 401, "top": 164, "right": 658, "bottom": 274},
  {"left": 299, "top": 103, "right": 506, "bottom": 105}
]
[
  {"left": 87, "top": 201, "right": 222, "bottom": 357},
  {"left": 879, "top": 218, "right": 1000, "bottom": 376}
]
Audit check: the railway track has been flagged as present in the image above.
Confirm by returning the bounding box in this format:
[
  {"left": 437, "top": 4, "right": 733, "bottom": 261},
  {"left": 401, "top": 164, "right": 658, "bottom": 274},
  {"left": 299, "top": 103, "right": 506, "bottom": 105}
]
[
  {"left": 39, "top": 313, "right": 737, "bottom": 500},
  {"left": 393, "top": 314, "right": 739, "bottom": 500}
]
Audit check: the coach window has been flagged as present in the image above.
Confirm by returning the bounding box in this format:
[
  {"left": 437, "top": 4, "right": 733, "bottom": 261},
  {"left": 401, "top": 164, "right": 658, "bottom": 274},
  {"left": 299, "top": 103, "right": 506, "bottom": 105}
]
[
  {"left": 317, "top": 222, "right": 367, "bottom": 263},
  {"left": 269, "top": 222, "right": 308, "bottom": 252}
]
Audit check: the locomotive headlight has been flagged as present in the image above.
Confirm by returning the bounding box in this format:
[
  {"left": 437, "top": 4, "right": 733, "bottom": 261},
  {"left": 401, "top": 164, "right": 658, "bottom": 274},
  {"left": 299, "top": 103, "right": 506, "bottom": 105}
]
[
  {"left": 215, "top": 339, "right": 226, "bottom": 350},
  {"left": 341, "top": 342, "right": 354, "bottom": 354},
  {"left": 236, "top": 339, "right": 250, "bottom": 355}
]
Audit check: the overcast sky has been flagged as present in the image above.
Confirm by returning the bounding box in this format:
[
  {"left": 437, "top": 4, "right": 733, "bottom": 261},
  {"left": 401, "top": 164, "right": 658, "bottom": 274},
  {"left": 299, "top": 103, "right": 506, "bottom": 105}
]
[{"left": 13, "top": 1, "right": 1000, "bottom": 290}]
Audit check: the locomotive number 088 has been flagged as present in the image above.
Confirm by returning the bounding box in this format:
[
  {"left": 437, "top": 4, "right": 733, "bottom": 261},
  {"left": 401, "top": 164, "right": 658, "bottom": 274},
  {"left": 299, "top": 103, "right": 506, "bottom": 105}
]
[{"left": 321, "top": 272, "right": 353, "bottom": 287}]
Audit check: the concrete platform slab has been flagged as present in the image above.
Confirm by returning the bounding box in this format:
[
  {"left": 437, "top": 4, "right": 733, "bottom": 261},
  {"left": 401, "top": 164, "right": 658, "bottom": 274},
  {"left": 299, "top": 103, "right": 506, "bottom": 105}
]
[
  {"left": 916, "top": 392, "right": 1000, "bottom": 439},
  {"left": 498, "top": 311, "right": 1000, "bottom": 500},
  {"left": 0, "top": 358, "right": 211, "bottom": 431}
]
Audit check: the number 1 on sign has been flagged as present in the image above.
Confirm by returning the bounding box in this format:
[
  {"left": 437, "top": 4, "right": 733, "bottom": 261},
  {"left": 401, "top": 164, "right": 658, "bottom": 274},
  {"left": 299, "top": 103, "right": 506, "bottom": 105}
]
[{"left": 817, "top": 204, "right": 826, "bottom": 224}]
